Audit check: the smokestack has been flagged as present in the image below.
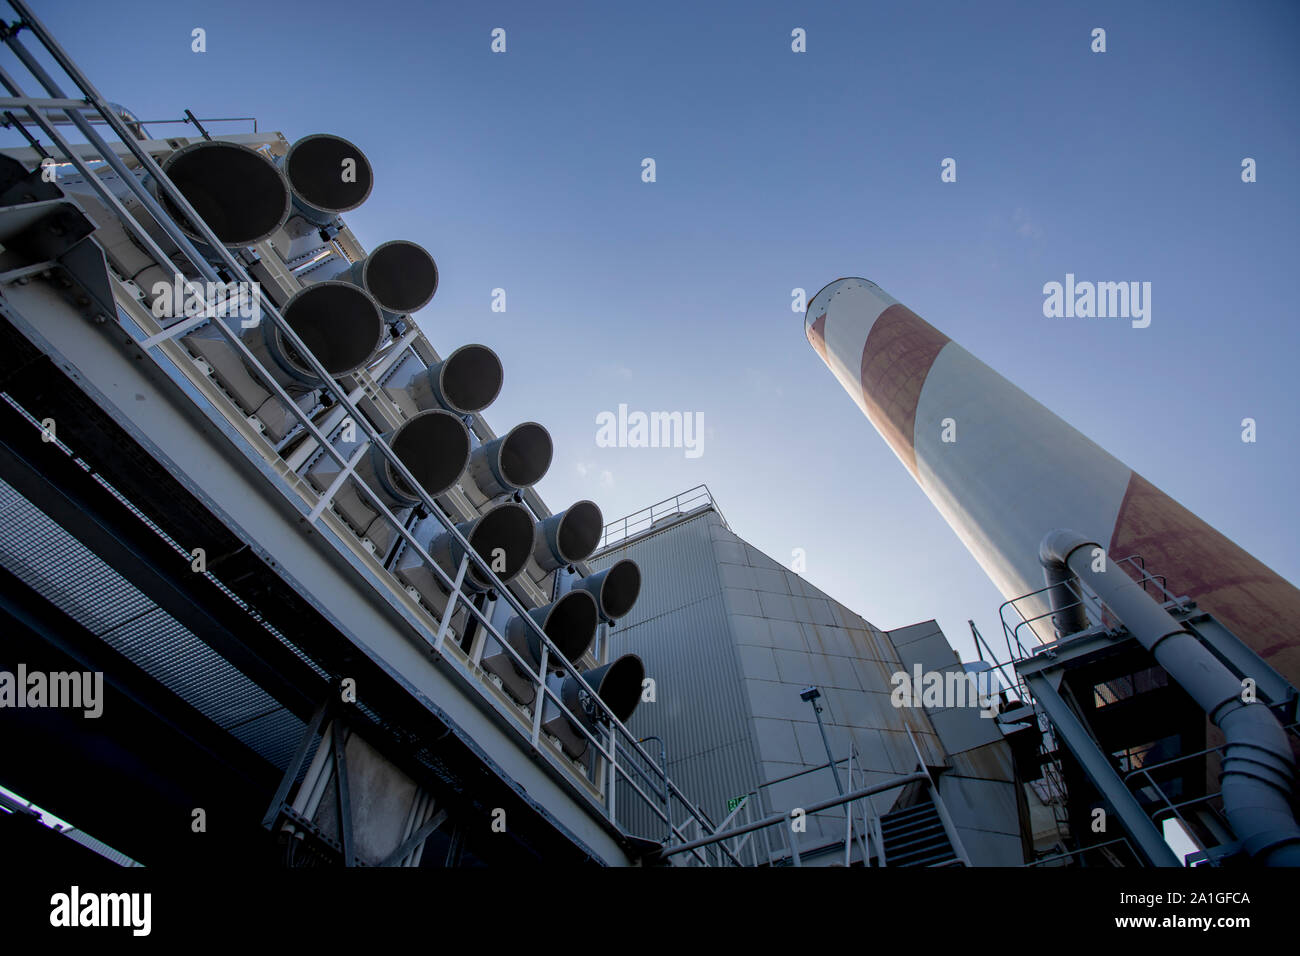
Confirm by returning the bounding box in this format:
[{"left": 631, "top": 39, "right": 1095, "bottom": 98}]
[
  {"left": 245, "top": 280, "right": 384, "bottom": 388},
  {"left": 279, "top": 133, "right": 374, "bottom": 225},
  {"left": 466, "top": 422, "right": 553, "bottom": 500},
  {"left": 406, "top": 344, "right": 503, "bottom": 416},
  {"left": 532, "top": 500, "right": 603, "bottom": 572},
  {"left": 154, "top": 140, "right": 292, "bottom": 247},
  {"left": 341, "top": 240, "right": 439, "bottom": 320},
  {"left": 805, "top": 277, "right": 1300, "bottom": 688}
]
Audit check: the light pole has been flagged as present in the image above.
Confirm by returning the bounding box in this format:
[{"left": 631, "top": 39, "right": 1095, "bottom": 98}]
[{"left": 800, "top": 686, "right": 844, "bottom": 795}]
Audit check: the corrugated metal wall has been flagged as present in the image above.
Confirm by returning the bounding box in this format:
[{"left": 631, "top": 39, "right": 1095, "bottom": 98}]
[{"left": 592, "top": 510, "right": 762, "bottom": 840}]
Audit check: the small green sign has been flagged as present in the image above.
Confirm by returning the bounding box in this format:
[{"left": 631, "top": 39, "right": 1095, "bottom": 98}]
[{"left": 726, "top": 796, "right": 746, "bottom": 813}]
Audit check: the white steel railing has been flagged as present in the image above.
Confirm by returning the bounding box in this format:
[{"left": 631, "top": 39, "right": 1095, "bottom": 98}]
[
  {"left": 0, "top": 0, "right": 735, "bottom": 863},
  {"left": 598, "top": 483, "right": 727, "bottom": 551}
]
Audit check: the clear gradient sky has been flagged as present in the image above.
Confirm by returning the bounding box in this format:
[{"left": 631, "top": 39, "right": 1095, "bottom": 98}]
[{"left": 24, "top": 0, "right": 1300, "bottom": 668}]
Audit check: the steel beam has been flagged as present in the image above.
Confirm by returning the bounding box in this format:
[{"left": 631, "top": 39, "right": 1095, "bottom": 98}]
[
  {"left": 1021, "top": 669, "right": 1181, "bottom": 866},
  {"left": 0, "top": 286, "right": 633, "bottom": 865},
  {"left": 0, "top": 395, "right": 324, "bottom": 718}
]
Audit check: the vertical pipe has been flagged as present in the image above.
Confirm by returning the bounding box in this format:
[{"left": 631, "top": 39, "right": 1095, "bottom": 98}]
[{"left": 1043, "top": 529, "right": 1300, "bottom": 867}]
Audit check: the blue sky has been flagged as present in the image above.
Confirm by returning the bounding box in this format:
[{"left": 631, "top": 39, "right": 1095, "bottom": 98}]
[{"left": 24, "top": 0, "right": 1300, "bottom": 668}]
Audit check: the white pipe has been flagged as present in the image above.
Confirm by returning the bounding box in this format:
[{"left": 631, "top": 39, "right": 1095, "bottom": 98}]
[{"left": 1042, "top": 529, "right": 1300, "bottom": 867}]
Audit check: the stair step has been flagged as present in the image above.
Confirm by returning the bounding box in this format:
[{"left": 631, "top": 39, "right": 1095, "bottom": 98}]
[
  {"left": 883, "top": 820, "right": 944, "bottom": 841},
  {"left": 883, "top": 828, "right": 945, "bottom": 849},
  {"left": 891, "top": 849, "right": 957, "bottom": 867},
  {"left": 889, "top": 838, "right": 950, "bottom": 857},
  {"left": 881, "top": 804, "right": 935, "bottom": 823},
  {"left": 878, "top": 816, "right": 941, "bottom": 842},
  {"left": 878, "top": 798, "right": 960, "bottom": 867},
  {"left": 884, "top": 831, "right": 950, "bottom": 856},
  {"left": 881, "top": 812, "right": 941, "bottom": 831}
]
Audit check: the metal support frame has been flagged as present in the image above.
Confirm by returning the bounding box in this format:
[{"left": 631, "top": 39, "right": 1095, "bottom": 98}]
[
  {"left": 379, "top": 809, "right": 447, "bottom": 867},
  {"left": 431, "top": 553, "right": 469, "bottom": 655},
  {"left": 0, "top": 0, "right": 733, "bottom": 863},
  {"left": 0, "top": 397, "right": 322, "bottom": 716},
  {"left": 0, "top": 6, "right": 590, "bottom": 768},
  {"left": 331, "top": 718, "right": 354, "bottom": 867},
  {"left": 306, "top": 441, "right": 371, "bottom": 524},
  {"left": 840, "top": 746, "right": 871, "bottom": 867},
  {"left": 968, "top": 619, "right": 1022, "bottom": 707},
  {"left": 1019, "top": 666, "right": 1181, "bottom": 866},
  {"left": 261, "top": 699, "right": 331, "bottom": 829},
  {"left": 529, "top": 642, "right": 550, "bottom": 746},
  {"left": 637, "top": 735, "right": 671, "bottom": 843},
  {"left": 1119, "top": 715, "right": 1300, "bottom": 866},
  {"left": 651, "top": 773, "right": 930, "bottom": 863},
  {"left": 1003, "top": 550, "right": 1300, "bottom": 868}
]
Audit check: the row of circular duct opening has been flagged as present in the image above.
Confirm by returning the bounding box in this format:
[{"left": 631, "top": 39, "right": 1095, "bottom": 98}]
[
  {"left": 155, "top": 135, "right": 437, "bottom": 381},
  {"left": 151, "top": 135, "right": 520, "bottom": 500},
  {"left": 155, "top": 134, "right": 646, "bottom": 738},
  {"left": 156, "top": 133, "right": 376, "bottom": 246},
  {"left": 157, "top": 138, "right": 553, "bottom": 513},
  {"left": 403, "top": 497, "right": 645, "bottom": 745},
  {"left": 351, "top": 343, "right": 550, "bottom": 505}
]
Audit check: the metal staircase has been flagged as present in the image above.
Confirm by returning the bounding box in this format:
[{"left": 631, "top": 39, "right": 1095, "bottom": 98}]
[{"left": 879, "top": 798, "right": 963, "bottom": 867}]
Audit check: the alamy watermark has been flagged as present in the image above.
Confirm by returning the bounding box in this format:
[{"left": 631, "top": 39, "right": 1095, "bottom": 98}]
[
  {"left": 596, "top": 404, "right": 704, "bottom": 459},
  {"left": 1042, "top": 273, "right": 1150, "bottom": 328},
  {"left": 50, "top": 886, "right": 150, "bottom": 936},
  {"left": 891, "top": 664, "right": 1000, "bottom": 718},
  {"left": 151, "top": 273, "right": 263, "bottom": 329},
  {"left": 0, "top": 665, "right": 103, "bottom": 718}
]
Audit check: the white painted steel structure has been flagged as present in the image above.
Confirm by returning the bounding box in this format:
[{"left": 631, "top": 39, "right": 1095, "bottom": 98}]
[{"left": 0, "top": 0, "right": 732, "bottom": 866}]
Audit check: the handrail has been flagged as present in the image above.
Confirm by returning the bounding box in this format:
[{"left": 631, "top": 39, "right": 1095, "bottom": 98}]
[
  {"left": 650, "top": 772, "right": 929, "bottom": 863},
  {"left": 998, "top": 553, "right": 1185, "bottom": 662},
  {"left": 967, "top": 619, "right": 1023, "bottom": 706},
  {"left": 597, "top": 484, "right": 726, "bottom": 550},
  {"left": 0, "top": 0, "right": 728, "bottom": 860},
  {"left": 905, "top": 725, "right": 972, "bottom": 867}
]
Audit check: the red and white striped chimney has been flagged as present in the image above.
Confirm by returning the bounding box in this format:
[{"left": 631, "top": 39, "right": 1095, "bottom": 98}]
[{"left": 806, "top": 277, "right": 1300, "bottom": 687}]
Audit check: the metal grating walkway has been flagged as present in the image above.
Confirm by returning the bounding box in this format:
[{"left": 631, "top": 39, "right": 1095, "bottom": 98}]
[{"left": 0, "top": 474, "right": 306, "bottom": 771}]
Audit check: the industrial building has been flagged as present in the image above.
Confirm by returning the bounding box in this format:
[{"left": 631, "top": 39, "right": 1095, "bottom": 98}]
[
  {"left": 589, "top": 488, "right": 1026, "bottom": 866},
  {"left": 1, "top": 0, "right": 1296, "bottom": 872}
]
